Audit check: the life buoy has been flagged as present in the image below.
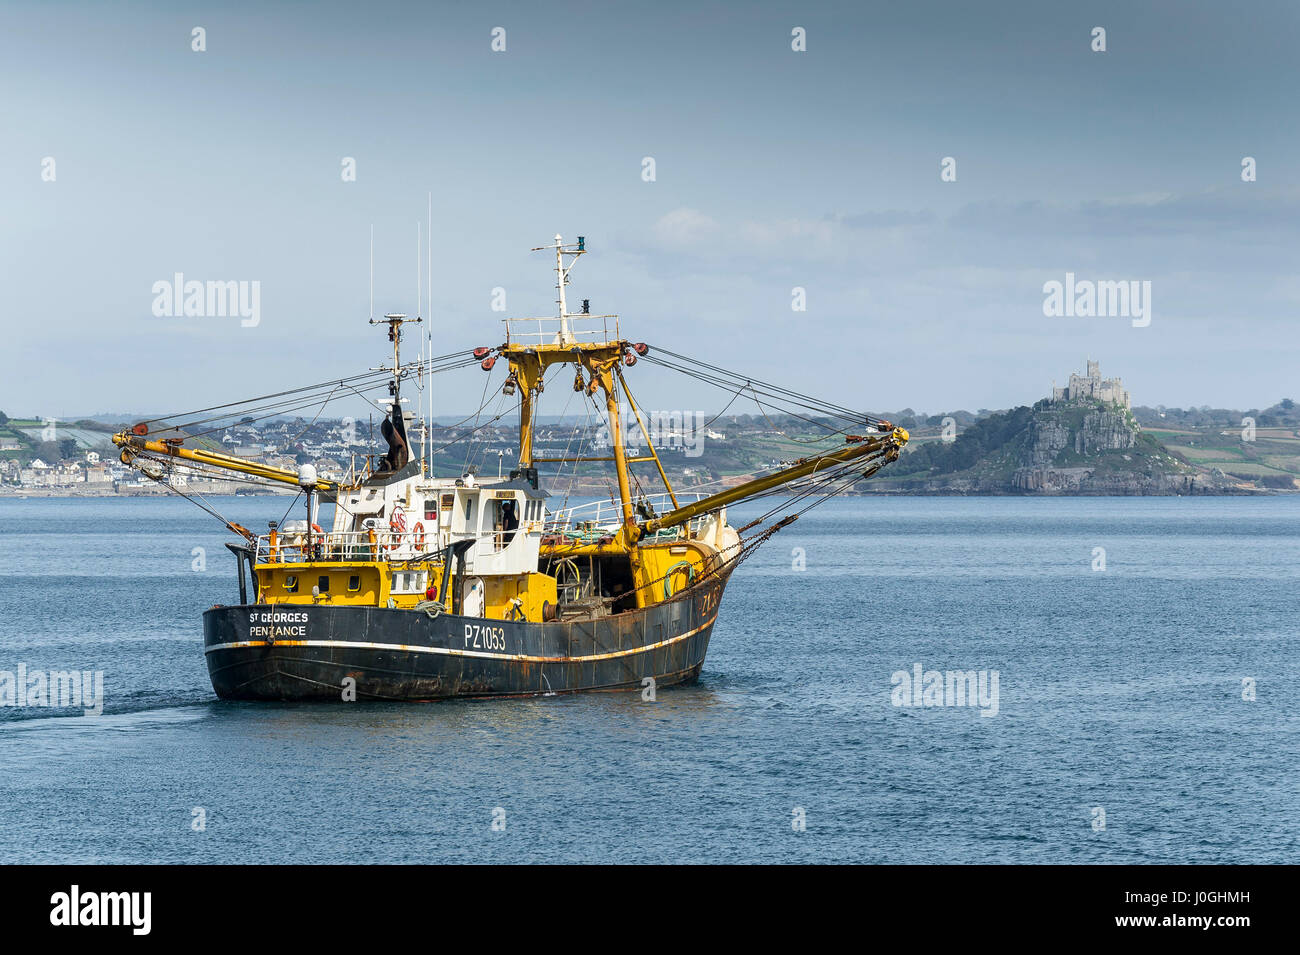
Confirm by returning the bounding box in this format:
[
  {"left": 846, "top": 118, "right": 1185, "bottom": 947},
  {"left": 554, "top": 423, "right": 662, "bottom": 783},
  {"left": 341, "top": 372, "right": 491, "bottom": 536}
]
[
  {"left": 308, "top": 523, "right": 325, "bottom": 558},
  {"left": 387, "top": 505, "right": 407, "bottom": 552},
  {"left": 412, "top": 521, "right": 426, "bottom": 550}
]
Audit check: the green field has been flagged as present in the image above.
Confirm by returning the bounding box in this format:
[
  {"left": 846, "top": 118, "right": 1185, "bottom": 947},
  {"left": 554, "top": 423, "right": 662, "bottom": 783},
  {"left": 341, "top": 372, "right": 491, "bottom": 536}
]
[
  {"left": 1216, "top": 461, "right": 1294, "bottom": 477},
  {"left": 1147, "top": 423, "right": 1300, "bottom": 486}
]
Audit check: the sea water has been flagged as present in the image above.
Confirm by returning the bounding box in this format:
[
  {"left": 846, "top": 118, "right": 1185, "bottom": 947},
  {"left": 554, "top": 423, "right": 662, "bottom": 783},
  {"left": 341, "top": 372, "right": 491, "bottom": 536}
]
[{"left": 0, "top": 495, "right": 1295, "bottom": 863}]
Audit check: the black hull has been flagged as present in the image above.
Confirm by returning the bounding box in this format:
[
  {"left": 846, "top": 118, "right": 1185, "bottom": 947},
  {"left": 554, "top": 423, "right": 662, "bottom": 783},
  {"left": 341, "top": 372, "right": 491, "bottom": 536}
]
[{"left": 203, "top": 571, "right": 729, "bottom": 701}]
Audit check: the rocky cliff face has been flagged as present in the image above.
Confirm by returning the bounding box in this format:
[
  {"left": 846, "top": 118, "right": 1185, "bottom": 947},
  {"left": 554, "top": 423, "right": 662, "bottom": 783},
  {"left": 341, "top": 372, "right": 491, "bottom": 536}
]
[
  {"left": 1025, "top": 417, "right": 1070, "bottom": 466},
  {"left": 1075, "top": 411, "right": 1137, "bottom": 454},
  {"left": 1009, "top": 465, "right": 1210, "bottom": 494},
  {"left": 1011, "top": 405, "right": 1150, "bottom": 491}
]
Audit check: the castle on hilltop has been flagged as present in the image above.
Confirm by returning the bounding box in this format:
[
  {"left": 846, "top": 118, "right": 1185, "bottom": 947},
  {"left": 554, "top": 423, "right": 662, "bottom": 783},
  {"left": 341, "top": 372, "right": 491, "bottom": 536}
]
[{"left": 1051, "top": 360, "right": 1130, "bottom": 409}]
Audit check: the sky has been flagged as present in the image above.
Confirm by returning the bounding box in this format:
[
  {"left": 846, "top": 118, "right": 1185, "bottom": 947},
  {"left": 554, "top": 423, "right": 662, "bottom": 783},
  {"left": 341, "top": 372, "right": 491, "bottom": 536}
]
[{"left": 2, "top": 0, "right": 1298, "bottom": 423}]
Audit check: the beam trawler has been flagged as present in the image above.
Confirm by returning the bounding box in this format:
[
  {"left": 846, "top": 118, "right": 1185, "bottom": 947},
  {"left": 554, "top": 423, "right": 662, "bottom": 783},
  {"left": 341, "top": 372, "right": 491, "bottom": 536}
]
[{"left": 112, "top": 235, "right": 909, "bottom": 701}]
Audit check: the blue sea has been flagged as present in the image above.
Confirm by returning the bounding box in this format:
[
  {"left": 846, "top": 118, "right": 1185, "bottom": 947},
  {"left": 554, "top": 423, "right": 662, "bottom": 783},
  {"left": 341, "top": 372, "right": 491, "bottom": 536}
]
[{"left": 0, "top": 495, "right": 1296, "bottom": 864}]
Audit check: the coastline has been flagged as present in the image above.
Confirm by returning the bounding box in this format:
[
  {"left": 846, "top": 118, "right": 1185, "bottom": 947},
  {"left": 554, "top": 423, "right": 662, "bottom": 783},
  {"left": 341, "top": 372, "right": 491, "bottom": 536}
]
[{"left": 0, "top": 483, "right": 1284, "bottom": 499}]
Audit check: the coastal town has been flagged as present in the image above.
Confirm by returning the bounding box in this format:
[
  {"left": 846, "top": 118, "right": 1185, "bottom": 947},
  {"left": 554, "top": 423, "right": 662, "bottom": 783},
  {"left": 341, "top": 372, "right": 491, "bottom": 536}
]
[
  {"left": 0, "top": 409, "right": 742, "bottom": 497},
  {"left": 3, "top": 361, "right": 1297, "bottom": 497}
]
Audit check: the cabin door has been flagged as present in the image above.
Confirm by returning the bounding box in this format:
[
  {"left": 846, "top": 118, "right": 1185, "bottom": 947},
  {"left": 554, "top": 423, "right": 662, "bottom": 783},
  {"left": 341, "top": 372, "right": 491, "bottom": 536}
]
[{"left": 463, "top": 576, "right": 486, "bottom": 617}]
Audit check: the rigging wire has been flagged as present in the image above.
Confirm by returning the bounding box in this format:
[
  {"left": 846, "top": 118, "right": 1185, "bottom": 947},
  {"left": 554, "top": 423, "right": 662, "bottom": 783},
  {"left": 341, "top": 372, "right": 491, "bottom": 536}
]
[
  {"left": 460, "top": 370, "right": 496, "bottom": 477},
  {"left": 142, "top": 355, "right": 480, "bottom": 440},
  {"left": 132, "top": 351, "right": 477, "bottom": 428},
  {"left": 640, "top": 354, "right": 859, "bottom": 436},
  {"left": 647, "top": 345, "right": 879, "bottom": 424},
  {"left": 123, "top": 330, "right": 901, "bottom": 553}
]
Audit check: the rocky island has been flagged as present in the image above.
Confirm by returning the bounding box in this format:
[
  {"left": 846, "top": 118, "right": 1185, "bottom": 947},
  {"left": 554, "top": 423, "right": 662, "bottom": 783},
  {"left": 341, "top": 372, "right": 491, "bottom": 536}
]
[{"left": 867, "top": 362, "right": 1257, "bottom": 495}]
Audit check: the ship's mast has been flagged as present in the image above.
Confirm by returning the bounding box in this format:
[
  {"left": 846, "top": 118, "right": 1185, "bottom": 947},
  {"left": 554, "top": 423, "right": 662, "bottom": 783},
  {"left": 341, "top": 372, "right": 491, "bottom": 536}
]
[
  {"left": 545, "top": 233, "right": 588, "bottom": 345},
  {"left": 554, "top": 234, "right": 570, "bottom": 343},
  {"left": 514, "top": 234, "right": 593, "bottom": 465},
  {"left": 371, "top": 312, "right": 421, "bottom": 449},
  {"left": 501, "top": 234, "right": 640, "bottom": 550},
  {"left": 554, "top": 234, "right": 568, "bottom": 342}
]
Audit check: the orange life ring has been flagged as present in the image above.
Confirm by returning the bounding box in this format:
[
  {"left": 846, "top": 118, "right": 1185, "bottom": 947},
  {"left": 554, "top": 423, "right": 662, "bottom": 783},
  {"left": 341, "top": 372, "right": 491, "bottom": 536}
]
[
  {"left": 412, "top": 521, "right": 426, "bottom": 550},
  {"left": 387, "top": 505, "right": 407, "bottom": 552}
]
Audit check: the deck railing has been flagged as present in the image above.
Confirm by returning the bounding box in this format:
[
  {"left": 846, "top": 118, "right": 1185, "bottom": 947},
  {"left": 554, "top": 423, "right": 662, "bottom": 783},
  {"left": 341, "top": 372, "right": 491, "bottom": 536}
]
[
  {"left": 544, "top": 492, "right": 712, "bottom": 540},
  {"left": 255, "top": 527, "right": 515, "bottom": 563},
  {"left": 255, "top": 491, "right": 717, "bottom": 562},
  {"left": 503, "top": 314, "right": 620, "bottom": 346}
]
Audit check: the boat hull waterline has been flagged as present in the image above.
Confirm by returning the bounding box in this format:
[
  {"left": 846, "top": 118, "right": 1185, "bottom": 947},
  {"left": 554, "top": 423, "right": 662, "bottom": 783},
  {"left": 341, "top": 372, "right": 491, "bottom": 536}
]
[{"left": 203, "top": 572, "right": 730, "bottom": 701}]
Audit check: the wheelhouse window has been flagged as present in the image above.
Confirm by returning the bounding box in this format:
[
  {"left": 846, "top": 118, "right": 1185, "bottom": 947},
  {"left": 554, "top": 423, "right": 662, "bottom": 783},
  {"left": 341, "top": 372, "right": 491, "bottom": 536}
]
[{"left": 390, "top": 570, "right": 429, "bottom": 594}]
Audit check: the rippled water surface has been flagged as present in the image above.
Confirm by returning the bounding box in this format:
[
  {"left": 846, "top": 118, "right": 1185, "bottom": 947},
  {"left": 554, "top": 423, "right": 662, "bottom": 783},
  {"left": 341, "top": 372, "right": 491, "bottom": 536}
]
[{"left": 1, "top": 495, "right": 1296, "bottom": 863}]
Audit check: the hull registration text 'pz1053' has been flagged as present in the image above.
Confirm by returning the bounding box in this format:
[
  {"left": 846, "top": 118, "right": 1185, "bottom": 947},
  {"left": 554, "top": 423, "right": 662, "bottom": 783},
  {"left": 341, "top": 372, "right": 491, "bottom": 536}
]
[{"left": 465, "top": 624, "right": 507, "bottom": 651}]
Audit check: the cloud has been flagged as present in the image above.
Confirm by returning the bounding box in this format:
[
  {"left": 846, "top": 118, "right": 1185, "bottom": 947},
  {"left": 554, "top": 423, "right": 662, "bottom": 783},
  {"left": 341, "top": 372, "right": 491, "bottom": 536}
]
[
  {"left": 948, "top": 190, "right": 1300, "bottom": 239},
  {"left": 835, "top": 210, "right": 937, "bottom": 229},
  {"left": 650, "top": 208, "right": 720, "bottom": 245}
]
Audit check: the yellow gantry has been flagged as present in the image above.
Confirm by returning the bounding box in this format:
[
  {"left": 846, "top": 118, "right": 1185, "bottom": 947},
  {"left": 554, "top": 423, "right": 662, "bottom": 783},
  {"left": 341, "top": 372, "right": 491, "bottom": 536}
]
[
  {"left": 502, "top": 337, "right": 652, "bottom": 600},
  {"left": 499, "top": 335, "right": 909, "bottom": 609}
]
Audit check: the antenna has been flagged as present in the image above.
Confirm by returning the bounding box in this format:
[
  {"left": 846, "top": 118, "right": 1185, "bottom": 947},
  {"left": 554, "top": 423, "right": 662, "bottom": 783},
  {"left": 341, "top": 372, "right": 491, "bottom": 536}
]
[
  {"left": 529, "top": 234, "right": 588, "bottom": 345},
  {"left": 554, "top": 234, "right": 568, "bottom": 340},
  {"left": 369, "top": 224, "right": 374, "bottom": 321},
  {"left": 417, "top": 220, "right": 425, "bottom": 474},
  {"left": 427, "top": 191, "right": 433, "bottom": 476}
]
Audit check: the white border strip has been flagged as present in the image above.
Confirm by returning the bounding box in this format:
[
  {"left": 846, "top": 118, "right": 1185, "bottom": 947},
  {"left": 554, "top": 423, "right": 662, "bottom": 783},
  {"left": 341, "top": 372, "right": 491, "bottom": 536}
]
[{"left": 206, "top": 615, "right": 716, "bottom": 664}]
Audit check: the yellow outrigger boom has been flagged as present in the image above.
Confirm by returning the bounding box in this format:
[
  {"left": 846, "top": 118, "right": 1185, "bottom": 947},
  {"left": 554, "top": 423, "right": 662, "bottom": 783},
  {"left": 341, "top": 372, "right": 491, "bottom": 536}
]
[
  {"left": 639, "top": 428, "right": 908, "bottom": 537},
  {"left": 111, "top": 431, "right": 339, "bottom": 493}
]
